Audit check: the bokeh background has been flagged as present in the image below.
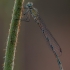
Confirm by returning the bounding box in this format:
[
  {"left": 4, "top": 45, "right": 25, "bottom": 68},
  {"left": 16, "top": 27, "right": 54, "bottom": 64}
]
[{"left": 0, "top": 0, "right": 70, "bottom": 70}]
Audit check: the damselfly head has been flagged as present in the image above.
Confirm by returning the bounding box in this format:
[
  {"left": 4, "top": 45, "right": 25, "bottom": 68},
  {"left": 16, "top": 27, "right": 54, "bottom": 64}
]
[{"left": 26, "top": 2, "right": 33, "bottom": 9}]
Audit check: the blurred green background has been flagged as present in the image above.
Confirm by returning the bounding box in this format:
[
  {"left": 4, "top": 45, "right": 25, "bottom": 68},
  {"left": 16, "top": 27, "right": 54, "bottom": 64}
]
[{"left": 0, "top": 0, "right": 70, "bottom": 70}]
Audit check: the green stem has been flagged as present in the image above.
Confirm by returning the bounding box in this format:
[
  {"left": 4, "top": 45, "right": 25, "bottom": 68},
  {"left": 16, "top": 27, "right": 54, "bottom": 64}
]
[{"left": 3, "top": 0, "right": 24, "bottom": 70}]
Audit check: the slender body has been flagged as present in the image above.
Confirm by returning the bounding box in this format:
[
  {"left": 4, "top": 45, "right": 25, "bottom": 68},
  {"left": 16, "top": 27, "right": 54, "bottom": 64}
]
[{"left": 23, "top": 2, "right": 63, "bottom": 70}]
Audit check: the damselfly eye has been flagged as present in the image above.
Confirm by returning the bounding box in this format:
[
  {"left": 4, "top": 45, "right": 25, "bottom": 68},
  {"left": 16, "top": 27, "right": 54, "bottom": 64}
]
[{"left": 29, "top": 6, "right": 30, "bottom": 7}]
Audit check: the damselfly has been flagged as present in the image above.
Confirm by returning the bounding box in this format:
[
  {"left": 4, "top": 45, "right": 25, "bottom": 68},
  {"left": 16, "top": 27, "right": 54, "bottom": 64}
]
[
  {"left": 23, "top": 2, "right": 63, "bottom": 70},
  {"left": 23, "top": 2, "right": 62, "bottom": 56}
]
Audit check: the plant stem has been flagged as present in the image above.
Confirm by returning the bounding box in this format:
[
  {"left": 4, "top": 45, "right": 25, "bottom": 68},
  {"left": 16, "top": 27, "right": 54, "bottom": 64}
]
[{"left": 3, "top": 0, "right": 24, "bottom": 70}]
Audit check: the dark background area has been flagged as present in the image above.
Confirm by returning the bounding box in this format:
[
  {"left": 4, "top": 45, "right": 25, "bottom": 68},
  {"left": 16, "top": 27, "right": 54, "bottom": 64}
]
[{"left": 0, "top": 0, "right": 70, "bottom": 70}]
